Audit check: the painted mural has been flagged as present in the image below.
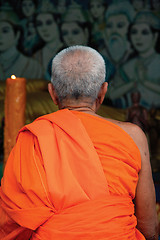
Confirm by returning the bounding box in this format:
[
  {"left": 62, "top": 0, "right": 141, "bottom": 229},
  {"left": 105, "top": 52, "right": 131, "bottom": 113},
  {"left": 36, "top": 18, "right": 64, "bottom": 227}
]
[{"left": 0, "top": 0, "right": 160, "bottom": 170}]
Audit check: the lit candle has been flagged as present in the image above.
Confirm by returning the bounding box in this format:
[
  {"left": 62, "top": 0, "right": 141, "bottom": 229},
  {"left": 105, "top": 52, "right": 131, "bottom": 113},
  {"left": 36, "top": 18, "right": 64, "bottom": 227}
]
[{"left": 4, "top": 75, "right": 26, "bottom": 164}]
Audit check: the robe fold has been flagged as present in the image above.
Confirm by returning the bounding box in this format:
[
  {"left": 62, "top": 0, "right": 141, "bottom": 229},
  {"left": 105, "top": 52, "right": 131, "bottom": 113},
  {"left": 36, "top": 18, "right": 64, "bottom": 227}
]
[{"left": 0, "top": 109, "right": 145, "bottom": 239}]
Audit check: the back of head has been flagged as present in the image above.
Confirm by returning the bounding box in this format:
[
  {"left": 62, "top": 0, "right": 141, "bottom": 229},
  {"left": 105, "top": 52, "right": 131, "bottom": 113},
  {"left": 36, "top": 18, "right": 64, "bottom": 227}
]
[{"left": 51, "top": 45, "right": 106, "bottom": 103}]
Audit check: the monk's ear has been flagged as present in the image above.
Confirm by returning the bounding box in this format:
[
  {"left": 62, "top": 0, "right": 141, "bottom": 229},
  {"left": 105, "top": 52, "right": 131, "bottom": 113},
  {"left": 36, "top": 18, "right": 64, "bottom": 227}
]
[
  {"left": 98, "top": 82, "right": 108, "bottom": 104},
  {"left": 48, "top": 83, "right": 59, "bottom": 105}
]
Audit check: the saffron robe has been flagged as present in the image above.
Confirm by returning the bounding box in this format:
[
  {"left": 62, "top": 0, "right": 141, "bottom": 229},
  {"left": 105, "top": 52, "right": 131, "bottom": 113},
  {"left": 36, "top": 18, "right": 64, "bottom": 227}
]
[{"left": 0, "top": 109, "right": 145, "bottom": 239}]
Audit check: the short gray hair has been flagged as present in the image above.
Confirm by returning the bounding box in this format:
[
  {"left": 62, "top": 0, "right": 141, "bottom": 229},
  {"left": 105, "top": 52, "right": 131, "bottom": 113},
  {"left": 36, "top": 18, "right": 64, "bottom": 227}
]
[{"left": 51, "top": 45, "right": 106, "bottom": 102}]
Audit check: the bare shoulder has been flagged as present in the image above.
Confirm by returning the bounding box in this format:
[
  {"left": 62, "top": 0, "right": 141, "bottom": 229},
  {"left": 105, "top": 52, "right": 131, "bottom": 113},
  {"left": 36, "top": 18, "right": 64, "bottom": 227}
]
[
  {"left": 101, "top": 116, "right": 158, "bottom": 238},
  {"left": 96, "top": 114, "right": 148, "bottom": 156},
  {"left": 105, "top": 117, "right": 147, "bottom": 151}
]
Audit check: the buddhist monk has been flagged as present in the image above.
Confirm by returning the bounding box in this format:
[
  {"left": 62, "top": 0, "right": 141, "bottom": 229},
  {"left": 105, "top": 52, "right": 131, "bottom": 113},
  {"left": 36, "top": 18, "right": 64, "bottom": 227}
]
[{"left": 0, "top": 46, "right": 158, "bottom": 239}]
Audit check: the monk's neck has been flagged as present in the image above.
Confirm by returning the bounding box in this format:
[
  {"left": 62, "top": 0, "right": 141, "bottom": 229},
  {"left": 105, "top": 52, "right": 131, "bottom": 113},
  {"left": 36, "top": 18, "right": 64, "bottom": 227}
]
[{"left": 58, "top": 100, "right": 98, "bottom": 115}]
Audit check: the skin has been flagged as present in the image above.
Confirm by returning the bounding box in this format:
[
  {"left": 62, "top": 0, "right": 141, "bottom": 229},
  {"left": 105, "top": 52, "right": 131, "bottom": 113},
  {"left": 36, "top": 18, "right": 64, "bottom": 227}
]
[
  {"left": 36, "top": 13, "right": 59, "bottom": 43},
  {"left": 131, "top": 0, "right": 144, "bottom": 11},
  {"left": 22, "top": 0, "right": 36, "bottom": 18},
  {"left": 108, "top": 22, "right": 159, "bottom": 100},
  {"left": 61, "top": 22, "right": 89, "bottom": 46},
  {"left": 151, "top": 0, "right": 160, "bottom": 10},
  {"left": 0, "top": 21, "right": 20, "bottom": 52},
  {"left": 130, "top": 23, "right": 158, "bottom": 58},
  {"left": 48, "top": 78, "right": 158, "bottom": 239},
  {"left": 130, "top": 23, "right": 160, "bottom": 96},
  {"left": 89, "top": 0, "right": 105, "bottom": 21},
  {"left": 103, "top": 14, "right": 132, "bottom": 100},
  {"left": 57, "top": 0, "right": 66, "bottom": 14},
  {"left": 27, "top": 21, "right": 36, "bottom": 35},
  {"left": 105, "top": 14, "right": 129, "bottom": 40}
]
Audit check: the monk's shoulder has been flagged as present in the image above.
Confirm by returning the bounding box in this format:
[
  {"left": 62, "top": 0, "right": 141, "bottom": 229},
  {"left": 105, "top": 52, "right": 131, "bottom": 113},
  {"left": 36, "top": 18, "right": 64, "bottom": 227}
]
[{"left": 104, "top": 117, "right": 146, "bottom": 151}]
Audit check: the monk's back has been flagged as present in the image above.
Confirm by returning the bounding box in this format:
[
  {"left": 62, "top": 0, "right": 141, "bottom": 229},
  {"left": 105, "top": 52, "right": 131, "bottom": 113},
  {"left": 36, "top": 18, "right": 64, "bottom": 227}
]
[{"left": 72, "top": 111, "right": 141, "bottom": 199}]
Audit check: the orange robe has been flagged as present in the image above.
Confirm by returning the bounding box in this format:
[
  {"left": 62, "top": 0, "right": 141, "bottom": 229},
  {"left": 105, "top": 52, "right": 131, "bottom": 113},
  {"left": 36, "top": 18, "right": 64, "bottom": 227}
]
[{"left": 0, "top": 109, "right": 145, "bottom": 239}]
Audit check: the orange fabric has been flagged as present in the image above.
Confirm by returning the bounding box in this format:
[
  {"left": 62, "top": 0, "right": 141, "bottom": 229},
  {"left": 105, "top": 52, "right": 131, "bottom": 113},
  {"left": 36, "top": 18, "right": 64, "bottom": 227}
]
[
  {"left": 72, "top": 111, "right": 141, "bottom": 198},
  {"left": 0, "top": 109, "right": 145, "bottom": 239}
]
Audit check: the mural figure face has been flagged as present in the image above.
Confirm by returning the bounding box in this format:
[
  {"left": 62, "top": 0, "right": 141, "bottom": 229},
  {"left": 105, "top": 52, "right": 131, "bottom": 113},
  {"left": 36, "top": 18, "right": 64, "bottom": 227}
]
[
  {"left": 61, "top": 22, "right": 88, "bottom": 46},
  {"left": 90, "top": 1, "right": 105, "bottom": 20},
  {"left": 105, "top": 14, "right": 129, "bottom": 39},
  {"left": 22, "top": 0, "right": 36, "bottom": 18},
  {"left": 151, "top": 0, "right": 160, "bottom": 10},
  {"left": 36, "top": 13, "right": 59, "bottom": 43},
  {"left": 130, "top": 23, "right": 156, "bottom": 54},
  {"left": 105, "top": 14, "right": 130, "bottom": 62},
  {"left": 57, "top": 0, "right": 66, "bottom": 14},
  {"left": 0, "top": 21, "right": 19, "bottom": 52},
  {"left": 28, "top": 21, "right": 36, "bottom": 36},
  {"left": 132, "top": 0, "right": 144, "bottom": 12}
]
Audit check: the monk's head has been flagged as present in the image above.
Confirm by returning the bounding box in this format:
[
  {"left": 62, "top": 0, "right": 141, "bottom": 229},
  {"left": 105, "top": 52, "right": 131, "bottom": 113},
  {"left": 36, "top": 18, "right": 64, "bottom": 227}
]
[{"left": 48, "top": 45, "right": 109, "bottom": 110}]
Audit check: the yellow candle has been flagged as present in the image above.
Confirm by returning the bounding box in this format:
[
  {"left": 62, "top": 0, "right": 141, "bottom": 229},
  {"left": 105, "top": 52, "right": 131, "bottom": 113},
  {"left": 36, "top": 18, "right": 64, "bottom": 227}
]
[{"left": 4, "top": 75, "right": 26, "bottom": 164}]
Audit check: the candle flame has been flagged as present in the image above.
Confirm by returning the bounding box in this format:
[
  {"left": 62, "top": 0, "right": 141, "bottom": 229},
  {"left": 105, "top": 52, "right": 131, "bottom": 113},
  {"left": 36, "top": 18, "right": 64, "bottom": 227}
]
[{"left": 11, "top": 75, "right": 16, "bottom": 79}]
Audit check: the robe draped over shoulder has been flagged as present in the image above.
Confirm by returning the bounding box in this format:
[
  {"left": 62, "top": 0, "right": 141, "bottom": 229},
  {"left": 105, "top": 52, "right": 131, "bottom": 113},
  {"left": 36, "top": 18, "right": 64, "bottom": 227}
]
[{"left": 0, "top": 109, "right": 145, "bottom": 239}]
